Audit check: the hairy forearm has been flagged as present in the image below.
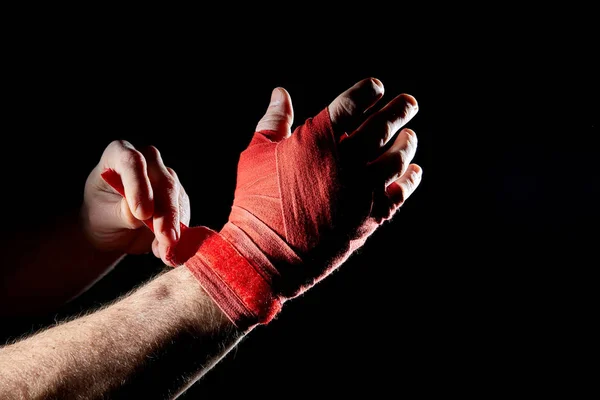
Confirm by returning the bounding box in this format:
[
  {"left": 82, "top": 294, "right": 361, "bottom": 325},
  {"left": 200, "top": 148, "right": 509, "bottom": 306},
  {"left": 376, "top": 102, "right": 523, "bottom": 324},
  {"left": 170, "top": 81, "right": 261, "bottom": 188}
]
[
  {"left": 0, "top": 208, "right": 123, "bottom": 315},
  {"left": 0, "top": 266, "right": 244, "bottom": 399}
]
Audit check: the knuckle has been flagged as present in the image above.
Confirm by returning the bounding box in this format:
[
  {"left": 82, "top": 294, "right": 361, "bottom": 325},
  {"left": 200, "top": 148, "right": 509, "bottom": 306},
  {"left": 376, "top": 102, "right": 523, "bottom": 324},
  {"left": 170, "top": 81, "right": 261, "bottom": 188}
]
[
  {"left": 398, "top": 150, "right": 410, "bottom": 171},
  {"left": 145, "top": 145, "right": 161, "bottom": 160},
  {"left": 338, "top": 96, "right": 357, "bottom": 117},
  {"left": 405, "top": 129, "right": 418, "bottom": 149},
  {"left": 260, "top": 110, "right": 292, "bottom": 126},
  {"left": 104, "top": 140, "right": 129, "bottom": 159},
  {"left": 392, "top": 151, "right": 407, "bottom": 174},
  {"left": 398, "top": 130, "right": 418, "bottom": 163},
  {"left": 162, "top": 175, "right": 177, "bottom": 192},
  {"left": 180, "top": 188, "right": 190, "bottom": 204},
  {"left": 119, "top": 149, "right": 145, "bottom": 169},
  {"left": 106, "top": 140, "right": 120, "bottom": 151},
  {"left": 330, "top": 96, "right": 355, "bottom": 130},
  {"left": 109, "top": 139, "right": 133, "bottom": 151},
  {"left": 166, "top": 167, "right": 178, "bottom": 179},
  {"left": 258, "top": 114, "right": 275, "bottom": 125},
  {"left": 405, "top": 173, "right": 417, "bottom": 189},
  {"left": 132, "top": 198, "right": 143, "bottom": 211},
  {"left": 379, "top": 120, "right": 393, "bottom": 147},
  {"left": 162, "top": 208, "right": 180, "bottom": 227},
  {"left": 130, "top": 203, "right": 145, "bottom": 222},
  {"left": 120, "top": 203, "right": 140, "bottom": 228}
]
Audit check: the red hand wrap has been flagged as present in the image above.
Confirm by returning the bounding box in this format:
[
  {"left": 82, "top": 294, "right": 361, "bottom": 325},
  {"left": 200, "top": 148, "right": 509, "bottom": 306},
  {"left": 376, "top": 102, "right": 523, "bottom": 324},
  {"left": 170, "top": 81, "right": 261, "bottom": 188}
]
[
  {"left": 102, "top": 108, "right": 382, "bottom": 330},
  {"left": 102, "top": 169, "right": 281, "bottom": 328}
]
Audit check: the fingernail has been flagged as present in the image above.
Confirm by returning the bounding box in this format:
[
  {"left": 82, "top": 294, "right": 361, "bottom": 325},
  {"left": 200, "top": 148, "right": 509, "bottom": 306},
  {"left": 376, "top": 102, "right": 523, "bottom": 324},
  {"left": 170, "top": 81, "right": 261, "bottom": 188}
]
[
  {"left": 168, "top": 228, "right": 178, "bottom": 242},
  {"left": 270, "top": 88, "right": 284, "bottom": 105},
  {"left": 371, "top": 78, "right": 384, "bottom": 93},
  {"left": 405, "top": 94, "right": 418, "bottom": 112}
]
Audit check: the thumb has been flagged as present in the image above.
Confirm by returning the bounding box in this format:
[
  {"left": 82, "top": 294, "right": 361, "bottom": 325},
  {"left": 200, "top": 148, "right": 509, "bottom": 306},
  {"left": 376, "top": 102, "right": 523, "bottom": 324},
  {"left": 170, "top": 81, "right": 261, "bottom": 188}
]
[{"left": 254, "top": 87, "right": 294, "bottom": 142}]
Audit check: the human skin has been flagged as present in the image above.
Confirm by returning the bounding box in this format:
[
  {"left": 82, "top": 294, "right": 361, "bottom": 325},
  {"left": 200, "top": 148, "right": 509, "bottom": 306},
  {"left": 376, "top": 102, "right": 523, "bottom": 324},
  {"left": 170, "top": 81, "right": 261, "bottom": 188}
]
[
  {"left": 0, "top": 78, "right": 422, "bottom": 399},
  {"left": 0, "top": 140, "right": 191, "bottom": 315}
]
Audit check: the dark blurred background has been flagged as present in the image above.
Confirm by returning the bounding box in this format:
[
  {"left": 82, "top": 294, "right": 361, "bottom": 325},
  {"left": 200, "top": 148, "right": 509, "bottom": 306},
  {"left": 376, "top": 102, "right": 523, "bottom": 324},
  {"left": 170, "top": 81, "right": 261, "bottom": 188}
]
[{"left": 0, "top": 22, "right": 597, "bottom": 397}]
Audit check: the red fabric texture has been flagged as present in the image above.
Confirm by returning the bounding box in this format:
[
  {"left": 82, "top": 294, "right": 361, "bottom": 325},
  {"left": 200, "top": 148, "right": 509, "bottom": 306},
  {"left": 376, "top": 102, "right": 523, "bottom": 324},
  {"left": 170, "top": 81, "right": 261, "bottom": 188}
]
[
  {"left": 214, "top": 106, "right": 383, "bottom": 322},
  {"left": 101, "top": 107, "right": 386, "bottom": 330},
  {"left": 182, "top": 226, "right": 282, "bottom": 327},
  {"left": 102, "top": 169, "right": 282, "bottom": 328},
  {"left": 102, "top": 169, "right": 279, "bottom": 327},
  {"left": 220, "top": 108, "right": 348, "bottom": 300}
]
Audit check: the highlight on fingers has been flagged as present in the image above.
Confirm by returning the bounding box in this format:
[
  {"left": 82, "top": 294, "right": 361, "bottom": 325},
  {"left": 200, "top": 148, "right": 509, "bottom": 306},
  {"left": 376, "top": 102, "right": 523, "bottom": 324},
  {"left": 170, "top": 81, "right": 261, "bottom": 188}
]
[
  {"left": 103, "top": 140, "right": 154, "bottom": 221},
  {"left": 340, "top": 93, "right": 418, "bottom": 164},
  {"left": 167, "top": 167, "right": 191, "bottom": 227},
  {"left": 328, "top": 77, "right": 385, "bottom": 139},
  {"left": 386, "top": 163, "right": 423, "bottom": 207},
  {"left": 141, "top": 145, "right": 181, "bottom": 251},
  {"left": 367, "top": 128, "right": 418, "bottom": 188},
  {"left": 376, "top": 94, "right": 418, "bottom": 148}
]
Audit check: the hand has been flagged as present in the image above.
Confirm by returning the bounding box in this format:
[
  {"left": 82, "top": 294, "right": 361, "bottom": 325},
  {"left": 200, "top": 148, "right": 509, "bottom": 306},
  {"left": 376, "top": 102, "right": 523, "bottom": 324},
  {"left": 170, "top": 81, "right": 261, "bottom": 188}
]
[
  {"left": 81, "top": 140, "right": 191, "bottom": 267},
  {"left": 169, "top": 78, "right": 422, "bottom": 328},
  {"left": 224, "top": 78, "right": 422, "bottom": 297}
]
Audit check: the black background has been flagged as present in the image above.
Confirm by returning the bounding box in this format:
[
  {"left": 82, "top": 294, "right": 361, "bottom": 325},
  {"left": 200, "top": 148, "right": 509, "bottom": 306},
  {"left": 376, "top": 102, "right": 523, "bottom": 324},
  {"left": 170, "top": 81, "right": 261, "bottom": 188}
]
[{"left": 0, "top": 18, "right": 598, "bottom": 397}]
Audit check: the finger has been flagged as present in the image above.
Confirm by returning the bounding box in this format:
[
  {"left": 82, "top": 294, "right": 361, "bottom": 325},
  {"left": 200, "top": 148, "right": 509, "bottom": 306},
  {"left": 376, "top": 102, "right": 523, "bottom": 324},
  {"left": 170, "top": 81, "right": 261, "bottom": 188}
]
[
  {"left": 141, "top": 146, "right": 180, "bottom": 248},
  {"left": 117, "top": 198, "right": 146, "bottom": 229},
  {"left": 341, "top": 93, "right": 418, "bottom": 164},
  {"left": 101, "top": 140, "right": 154, "bottom": 221},
  {"left": 158, "top": 240, "right": 178, "bottom": 267},
  {"left": 367, "top": 129, "right": 418, "bottom": 187},
  {"left": 386, "top": 164, "right": 423, "bottom": 207},
  {"left": 167, "top": 167, "right": 191, "bottom": 226},
  {"left": 154, "top": 237, "right": 176, "bottom": 267},
  {"left": 254, "top": 87, "right": 294, "bottom": 142},
  {"left": 152, "top": 238, "right": 160, "bottom": 259},
  {"left": 328, "top": 77, "right": 384, "bottom": 140}
]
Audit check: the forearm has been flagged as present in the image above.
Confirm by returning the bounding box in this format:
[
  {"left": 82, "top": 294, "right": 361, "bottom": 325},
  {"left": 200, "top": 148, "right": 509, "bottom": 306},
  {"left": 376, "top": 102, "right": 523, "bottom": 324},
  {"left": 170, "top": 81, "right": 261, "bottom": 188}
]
[
  {"left": 0, "top": 208, "right": 123, "bottom": 315},
  {"left": 0, "top": 266, "right": 244, "bottom": 399}
]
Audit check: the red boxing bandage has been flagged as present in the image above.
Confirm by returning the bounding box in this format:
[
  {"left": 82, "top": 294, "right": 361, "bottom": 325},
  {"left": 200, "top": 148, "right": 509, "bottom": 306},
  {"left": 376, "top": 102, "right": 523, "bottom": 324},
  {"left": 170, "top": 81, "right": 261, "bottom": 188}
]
[
  {"left": 183, "top": 107, "right": 385, "bottom": 330},
  {"left": 102, "top": 170, "right": 280, "bottom": 328},
  {"left": 103, "top": 108, "right": 387, "bottom": 331}
]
